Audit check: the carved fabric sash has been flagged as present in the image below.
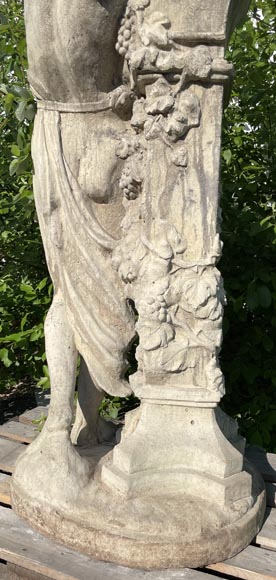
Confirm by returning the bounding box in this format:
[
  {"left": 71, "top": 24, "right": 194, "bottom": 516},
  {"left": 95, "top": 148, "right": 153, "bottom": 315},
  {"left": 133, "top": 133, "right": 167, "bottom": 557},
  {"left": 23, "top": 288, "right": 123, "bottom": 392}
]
[{"left": 37, "top": 98, "right": 113, "bottom": 114}]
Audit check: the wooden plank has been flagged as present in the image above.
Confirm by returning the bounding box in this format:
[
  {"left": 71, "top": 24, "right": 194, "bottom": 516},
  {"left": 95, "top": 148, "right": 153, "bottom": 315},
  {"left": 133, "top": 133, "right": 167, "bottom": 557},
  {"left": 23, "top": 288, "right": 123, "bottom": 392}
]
[
  {"left": 0, "top": 480, "right": 11, "bottom": 505},
  {"left": 255, "top": 507, "right": 276, "bottom": 551},
  {"left": 19, "top": 406, "right": 48, "bottom": 426},
  {"left": 0, "top": 507, "right": 227, "bottom": 580},
  {"left": 266, "top": 482, "right": 276, "bottom": 508},
  {"left": 246, "top": 446, "right": 276, "bottom": 483},
  {"left": 8, "top": 562, "right": 51, "bottom": 580},
  {"left": 0, "top": 438, "right": 25, "bottom": 473},
  {"left": 207, "top": 544, "right": 276, "bottom": 580},
  {"left": 0, "top": 562, "right": 20, "bottom": 580},
  {"left": 0, "top": 473, "right": 11, "bottom": 505},
  {"left": 0, "top": 421, "right": 38, "bottom": 444}
]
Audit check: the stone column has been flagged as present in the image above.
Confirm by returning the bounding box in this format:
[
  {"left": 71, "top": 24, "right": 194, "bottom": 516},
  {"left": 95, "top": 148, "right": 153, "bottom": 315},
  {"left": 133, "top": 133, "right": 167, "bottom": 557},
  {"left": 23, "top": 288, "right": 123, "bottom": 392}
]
[
  {"left": 12, "top": 0, "right": 265, "bottom": 570},
  {"left": 101, "top": 0, "right": 250, "bottom": 497},
  {"left": 98, "top": 1, "right": 266, "bottom": 562}
]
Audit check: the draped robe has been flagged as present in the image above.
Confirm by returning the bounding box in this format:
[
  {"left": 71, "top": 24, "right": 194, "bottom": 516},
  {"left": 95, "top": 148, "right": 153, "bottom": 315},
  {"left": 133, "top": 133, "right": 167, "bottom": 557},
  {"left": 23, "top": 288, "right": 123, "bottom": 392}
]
[{"left": 25, "top": 0, "right": 135, "bottom": 396}]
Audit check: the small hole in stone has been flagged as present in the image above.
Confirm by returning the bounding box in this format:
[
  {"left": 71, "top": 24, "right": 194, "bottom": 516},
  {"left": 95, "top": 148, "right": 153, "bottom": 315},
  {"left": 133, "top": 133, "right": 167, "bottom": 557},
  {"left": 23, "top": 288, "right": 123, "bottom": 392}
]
[{"left": 191, "top": 420, "right": 195, "bottom": 425}]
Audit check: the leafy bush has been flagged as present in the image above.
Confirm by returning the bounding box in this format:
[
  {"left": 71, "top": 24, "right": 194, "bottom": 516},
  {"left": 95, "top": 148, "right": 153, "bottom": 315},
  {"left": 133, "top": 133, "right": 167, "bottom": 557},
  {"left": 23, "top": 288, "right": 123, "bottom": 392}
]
[
  {"left": 0, "top": 0, "right": 51, "bottom": 393},
  {"left": 0, "top": 0, "right": 275, "bottom": 449},
  {"left": 221, "top": 0, "right": 276, "bottom": 450}
]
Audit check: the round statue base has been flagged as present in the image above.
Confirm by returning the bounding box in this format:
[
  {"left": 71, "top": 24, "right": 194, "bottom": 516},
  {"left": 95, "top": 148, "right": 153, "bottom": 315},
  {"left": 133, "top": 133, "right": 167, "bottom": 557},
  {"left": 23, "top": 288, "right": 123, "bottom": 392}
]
[{"left": 11, "top": 437, "right": 266, "bottom": 570}]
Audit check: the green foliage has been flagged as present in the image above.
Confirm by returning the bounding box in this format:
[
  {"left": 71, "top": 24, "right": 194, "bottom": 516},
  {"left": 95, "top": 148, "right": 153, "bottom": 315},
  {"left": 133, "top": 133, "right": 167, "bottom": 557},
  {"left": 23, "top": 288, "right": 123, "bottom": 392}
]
[
  {"left": 99, "top": 395, "right": 140, "bottom": 422},
  {"left": 31, "top": 411, "right": 47, "bottom": 432},
  {"left": 0, "top": 0, "right": 51, "bottom": 393},
  {"left": 0, "top": 0, "right": 275, "bottom": 450},
  {"left": 220, "top": 0, "right": 276, "bottom": 451}
]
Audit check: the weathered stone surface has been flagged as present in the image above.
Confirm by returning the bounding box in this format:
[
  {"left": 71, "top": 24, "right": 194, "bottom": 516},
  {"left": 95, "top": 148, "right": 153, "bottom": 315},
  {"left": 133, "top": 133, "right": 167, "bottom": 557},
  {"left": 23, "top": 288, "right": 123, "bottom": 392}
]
[
  {"left": 11, "top": 449, "right": 265, "bottom": 569},
  {"left": 12, "top": 0, "right": 265, "bottom": 570}
]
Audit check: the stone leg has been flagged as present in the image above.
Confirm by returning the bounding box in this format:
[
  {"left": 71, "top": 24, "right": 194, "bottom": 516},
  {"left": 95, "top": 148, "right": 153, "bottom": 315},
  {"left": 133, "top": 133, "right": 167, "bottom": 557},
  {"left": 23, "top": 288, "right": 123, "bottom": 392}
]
[
  {"left": 71, "top": 358, "right": 119, "bottom": 446},
  {"left": 71, "top": 358, "right": 102, "bottom": 445},
  {"left": 44, "top": 292, "right": 78, "bottom": 433},
  {"left": 11, "top": 292, "right": 90, "bottom": 510}
]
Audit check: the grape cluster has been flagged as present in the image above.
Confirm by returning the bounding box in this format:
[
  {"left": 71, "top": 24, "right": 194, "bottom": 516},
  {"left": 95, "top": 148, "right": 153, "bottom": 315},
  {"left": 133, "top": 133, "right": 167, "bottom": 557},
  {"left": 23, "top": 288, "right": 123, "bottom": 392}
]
[
  {"left": 116, "top": 8, "right": 136, "bottom": 60},
  {"left": 112, "top": 239, "right": 138, "bottom": 284},
  {"left": 116, "top": 0, "right": 151, "bottom": 59},
  {"left": 140, "top": 296, "right": 171, "bottom": 323},
  {"left": 119, "top": 166, "right": 141, "bottom": 201}
]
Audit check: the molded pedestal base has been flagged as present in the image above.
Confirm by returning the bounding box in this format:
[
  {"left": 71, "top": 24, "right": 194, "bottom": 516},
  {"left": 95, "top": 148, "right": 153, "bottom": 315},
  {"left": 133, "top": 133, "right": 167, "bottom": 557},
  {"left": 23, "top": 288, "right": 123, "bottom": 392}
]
[{"left": 11, "top": 435, "right": 266, "bottom": 570}]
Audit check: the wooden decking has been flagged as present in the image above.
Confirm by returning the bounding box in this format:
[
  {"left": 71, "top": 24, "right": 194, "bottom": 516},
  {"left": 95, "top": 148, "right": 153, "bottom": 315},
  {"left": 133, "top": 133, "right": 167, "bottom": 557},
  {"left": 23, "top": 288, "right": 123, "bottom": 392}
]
[{"left": 0, "top": 407, "right": 275, "bottom": 580}]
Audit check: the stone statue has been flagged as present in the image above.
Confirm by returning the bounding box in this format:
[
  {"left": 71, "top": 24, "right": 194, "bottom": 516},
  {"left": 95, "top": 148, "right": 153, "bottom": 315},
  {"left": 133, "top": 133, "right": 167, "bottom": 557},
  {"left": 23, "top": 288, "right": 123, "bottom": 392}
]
[{"left": 12, "top": 0, "right": 266, "bottom": 570}]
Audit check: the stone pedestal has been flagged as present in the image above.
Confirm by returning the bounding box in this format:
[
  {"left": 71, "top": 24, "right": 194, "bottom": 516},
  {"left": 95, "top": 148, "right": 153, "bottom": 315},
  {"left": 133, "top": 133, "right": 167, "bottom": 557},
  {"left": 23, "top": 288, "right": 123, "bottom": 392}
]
[
  {"left": 102, "top": 405, "right": 249, "bottom": 498},
  {"left": 12, "top": 0, "right": 265, "bottom": 570}
]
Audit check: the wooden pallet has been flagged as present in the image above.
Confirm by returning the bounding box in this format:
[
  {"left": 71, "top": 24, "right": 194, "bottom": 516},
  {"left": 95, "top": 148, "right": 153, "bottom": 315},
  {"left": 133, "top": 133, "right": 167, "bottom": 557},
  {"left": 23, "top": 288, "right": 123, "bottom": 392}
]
[{"left": 0, "top": 408, "right": 275, "bottom": 580}]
